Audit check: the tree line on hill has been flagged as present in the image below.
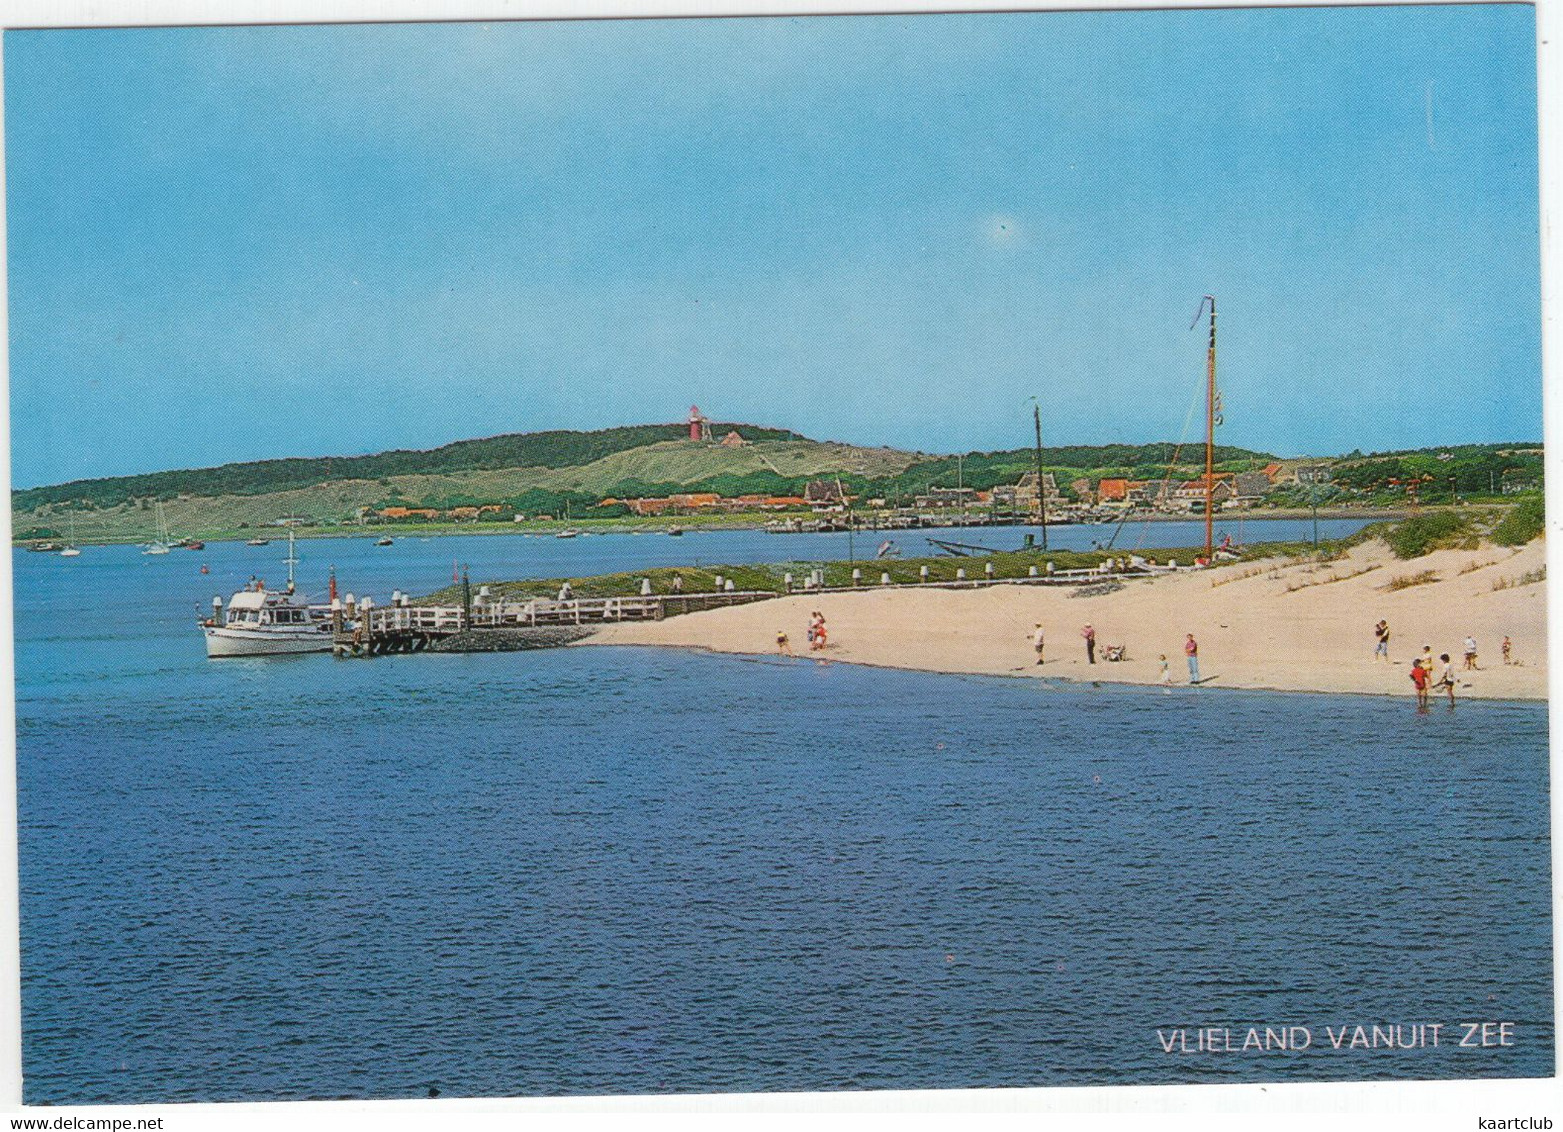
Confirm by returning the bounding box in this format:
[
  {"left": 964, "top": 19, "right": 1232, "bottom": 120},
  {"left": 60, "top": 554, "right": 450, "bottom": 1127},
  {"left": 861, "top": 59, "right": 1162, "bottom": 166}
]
[
  {"left": 1326, "top": 446, "right": 1542, "bottom": 500},
  {"left": 11, "top": 422, "right": 799, "bottom": 512},
  {"left": 14, "top": 425, "right": 1544, "bottom": 520}
]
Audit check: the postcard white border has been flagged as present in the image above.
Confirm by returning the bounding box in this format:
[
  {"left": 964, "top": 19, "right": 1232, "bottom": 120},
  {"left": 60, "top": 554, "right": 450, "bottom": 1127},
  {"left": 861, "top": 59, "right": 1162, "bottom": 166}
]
[{"left": 0, "top": 1, "right": 1556, "bottom": 1128}]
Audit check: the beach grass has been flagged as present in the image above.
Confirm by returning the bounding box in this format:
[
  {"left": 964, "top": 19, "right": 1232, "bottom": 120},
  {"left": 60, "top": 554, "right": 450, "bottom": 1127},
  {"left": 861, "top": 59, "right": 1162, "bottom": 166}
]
[{"left": 417, "top": 538, "right": 1349, "bottom": 604}]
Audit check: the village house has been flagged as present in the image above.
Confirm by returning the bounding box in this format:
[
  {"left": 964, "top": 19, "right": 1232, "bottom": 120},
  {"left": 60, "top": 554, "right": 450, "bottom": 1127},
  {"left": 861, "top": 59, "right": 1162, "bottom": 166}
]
[
  {"left": 1233, "top": 470, "right": 1274, "bottom": 502},
  {"left": 1125, "top": 480, "right": 1167, "bottom": 507},
  {"left": 378, "top": 506, "right": 440, "bottom": 521},
  {"left": 447, "top": 504, "right": 505, "bottom": 520},
  {"left": 1096, "top": 478, "right": 1132, "bottom": 505},
  {"left": 669, "top": 492, "right": 722, "bottom": 510},
  {"left": 718, "top": 430, "right": 749, "bottom": 448},
  {"left": 1011, "top": 471, "right": 1065, "bottom": 510},
  {"left": 917, "top": 485, "right": 978, "bottom": 508},
  {"left": 804, "top": 480, "right": 848, "bottom": 512},
  {"left": 1169, "top": 474, "right": 1238, "bottom": 511}
]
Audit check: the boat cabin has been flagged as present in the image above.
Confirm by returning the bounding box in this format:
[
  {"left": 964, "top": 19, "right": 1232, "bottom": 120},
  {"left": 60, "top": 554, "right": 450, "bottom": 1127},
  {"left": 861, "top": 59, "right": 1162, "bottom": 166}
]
[{"left": 222, "top": 590, "right": 325, "bottom": 626}]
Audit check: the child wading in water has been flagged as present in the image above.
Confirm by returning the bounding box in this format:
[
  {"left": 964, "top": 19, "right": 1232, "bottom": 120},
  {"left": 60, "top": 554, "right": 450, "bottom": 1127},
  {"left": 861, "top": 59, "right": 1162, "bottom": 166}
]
[
  {"left": 1158, "top": 654, "right": 1172, "bottom": 691},
  {"left": 1434, "top": 653, "right": 1457, "bottom": 704},
  {"left": 1410, "top": 657, "right": 1431, "bottom": 708}
]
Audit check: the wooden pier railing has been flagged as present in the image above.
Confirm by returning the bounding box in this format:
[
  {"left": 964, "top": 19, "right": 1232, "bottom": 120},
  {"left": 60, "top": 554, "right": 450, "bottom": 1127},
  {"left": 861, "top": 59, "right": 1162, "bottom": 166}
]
[{"left": 334, "top": 590, "right": 779, "bottom": 654}]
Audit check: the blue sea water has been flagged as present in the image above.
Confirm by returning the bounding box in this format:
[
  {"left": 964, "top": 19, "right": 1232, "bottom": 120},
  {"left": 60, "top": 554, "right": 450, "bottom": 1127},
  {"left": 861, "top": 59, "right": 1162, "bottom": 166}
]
[{"left": 11, "top": 529, "right": 1553, "bottom": 1103}]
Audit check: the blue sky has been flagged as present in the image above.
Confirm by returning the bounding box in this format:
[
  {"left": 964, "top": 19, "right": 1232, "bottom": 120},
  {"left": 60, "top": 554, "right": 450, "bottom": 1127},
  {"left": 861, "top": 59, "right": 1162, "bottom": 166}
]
[{"left": 3, "top": 6, "right": 1541, "bottom": 487}]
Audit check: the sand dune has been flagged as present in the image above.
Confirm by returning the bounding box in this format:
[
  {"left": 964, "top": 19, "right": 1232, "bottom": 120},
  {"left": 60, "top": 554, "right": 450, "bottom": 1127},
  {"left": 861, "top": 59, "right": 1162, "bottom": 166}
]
[{"left": 586, "top": 539, "right": 1549, "bottom": 700}]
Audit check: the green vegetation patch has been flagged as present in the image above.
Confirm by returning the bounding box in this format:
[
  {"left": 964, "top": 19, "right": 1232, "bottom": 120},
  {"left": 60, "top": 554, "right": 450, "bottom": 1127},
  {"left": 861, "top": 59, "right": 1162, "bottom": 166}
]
[
  {"left": 418, "top": 539, "right": 1339, "bottom": 604},
  {"left": 1492, "top": 494, "right": 1545, "bottom": 547},
  {"left": 1384, "top": 512, "right": 1472, "bottom": 559}
]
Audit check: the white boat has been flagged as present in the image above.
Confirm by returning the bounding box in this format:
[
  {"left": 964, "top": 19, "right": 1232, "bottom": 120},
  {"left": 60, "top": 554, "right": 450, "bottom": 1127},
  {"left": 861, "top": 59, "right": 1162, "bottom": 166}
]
[
  {"left": 201, "top": 590, "right": 336, "bottom": 657},
  {"left": 556, "top": 529, "right": 580, "bottom": 539},
  {"left": 60, "top": 515, "right": 82, "bottom": 556},
  {"left": 200, "top": 530, "right": 334, "bottom": 658},
  {"left": 143, "top": 503, "right": 173, "bottom": 555}
]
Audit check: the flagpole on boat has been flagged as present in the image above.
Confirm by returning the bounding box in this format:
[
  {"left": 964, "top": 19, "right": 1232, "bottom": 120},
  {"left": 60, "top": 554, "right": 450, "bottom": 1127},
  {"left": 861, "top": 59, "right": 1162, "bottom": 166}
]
[{"left": 285, "top": 527, "right": 299, "bottom": 592}]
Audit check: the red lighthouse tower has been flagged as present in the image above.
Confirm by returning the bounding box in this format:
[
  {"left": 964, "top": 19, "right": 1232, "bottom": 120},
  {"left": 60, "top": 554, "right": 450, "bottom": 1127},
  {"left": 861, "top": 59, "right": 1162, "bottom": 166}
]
[{"left": 688, "top": 405, "right": 711, "bottom": 442}]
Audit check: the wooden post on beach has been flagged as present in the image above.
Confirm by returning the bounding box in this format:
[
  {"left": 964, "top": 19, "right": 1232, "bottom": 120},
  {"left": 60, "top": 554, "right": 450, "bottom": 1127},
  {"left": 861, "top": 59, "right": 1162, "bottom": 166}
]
[
  {"left": 919, "top": 565, "right": 929, "bottom": 583},
  {"left": 881, "top": 571, "right": 891, "bottom": 585},
  {"left": 852, "top": 568, "right": 862, "bottom": 586}
]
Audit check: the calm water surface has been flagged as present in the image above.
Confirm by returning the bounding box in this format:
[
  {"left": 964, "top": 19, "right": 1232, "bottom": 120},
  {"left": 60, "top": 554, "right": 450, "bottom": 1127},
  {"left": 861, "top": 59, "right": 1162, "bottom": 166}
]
[{"left": 12, "top": 533, "right": 1552, "bottom": 1102}]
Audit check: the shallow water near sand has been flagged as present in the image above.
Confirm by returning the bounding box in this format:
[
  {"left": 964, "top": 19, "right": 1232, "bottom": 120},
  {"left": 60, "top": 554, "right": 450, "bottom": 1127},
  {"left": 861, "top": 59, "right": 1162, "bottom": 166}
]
[{"left": 12, "top": 534, "right": 1552, "bottom": 1102}]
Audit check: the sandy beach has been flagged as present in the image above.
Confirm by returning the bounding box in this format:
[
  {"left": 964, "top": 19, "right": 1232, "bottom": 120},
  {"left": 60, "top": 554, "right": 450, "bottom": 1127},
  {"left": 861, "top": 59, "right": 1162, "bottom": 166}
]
[{"left": 586, "top": 539, "right": 1549, "bottom": 700}]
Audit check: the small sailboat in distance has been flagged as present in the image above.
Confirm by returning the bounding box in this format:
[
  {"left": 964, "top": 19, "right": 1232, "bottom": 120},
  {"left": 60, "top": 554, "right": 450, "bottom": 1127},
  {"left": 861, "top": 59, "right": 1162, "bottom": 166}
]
[
  {"left": 142, "top": 502, "right": 173, "bottom": 555},
  {"left": 59, "top": 514, "right": 81, "bottom": 556}
]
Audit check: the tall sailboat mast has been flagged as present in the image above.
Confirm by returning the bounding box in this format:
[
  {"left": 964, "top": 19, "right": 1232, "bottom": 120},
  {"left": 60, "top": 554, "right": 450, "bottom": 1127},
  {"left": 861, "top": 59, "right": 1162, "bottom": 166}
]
[
  {"left": 1192, "top": 294, "right": 1218, "bottom": 561},
  {"left": 1032, "top": 398, "right": 1048, "bottom": 550},
  {"left": 285, "top": 527, "right": 299, "bottom": 592}
]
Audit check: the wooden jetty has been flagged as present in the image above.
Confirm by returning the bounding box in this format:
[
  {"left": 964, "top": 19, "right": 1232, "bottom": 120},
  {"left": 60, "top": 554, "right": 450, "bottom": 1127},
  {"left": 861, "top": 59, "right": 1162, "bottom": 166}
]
[{"left": 330, "top": 590, "right": 776, "bottom": 656}]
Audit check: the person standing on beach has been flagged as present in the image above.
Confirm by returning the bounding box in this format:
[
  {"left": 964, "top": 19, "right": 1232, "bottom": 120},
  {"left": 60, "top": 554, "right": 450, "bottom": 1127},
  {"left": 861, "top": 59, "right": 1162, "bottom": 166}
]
[
  {"left": 1503, "top": 636, "right": 1513, "bottom": 665},
  {"left": 1374, "top": 620, "right": 1390, "bottom": 662},
  {"left": 1082, "top": 624, "right": 1096, "bottom": 664},
  {"left": 1031, "top": 624, "right": 1046, "bottom": 666},
  {"left": 1185, "top": 634, "right": 1200, "bottom": 684},
  {"left": 1159, "top": 654, "right": 1172, "bottom": 688},
  {"left": 776, "top": 630, "right": 793, "bottom": 656},
  {"left": 1411, "top": 658, "right": 1430, "bottom": 708},
  {"left": 1421, "top": 645, "right": 1435, "bottom": 672},
  {"left": 1463, "top": 635, "right": 1479, "bottom": 670}
]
